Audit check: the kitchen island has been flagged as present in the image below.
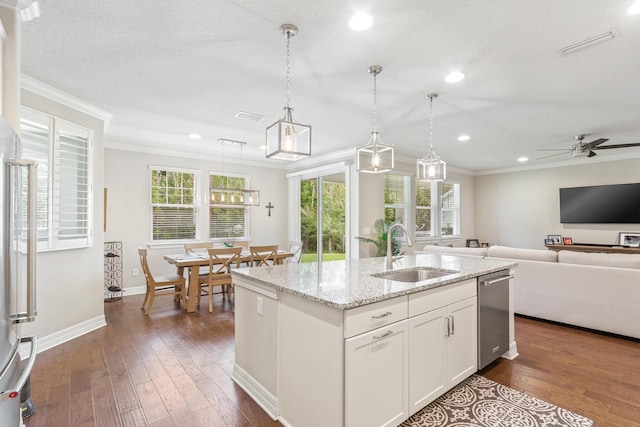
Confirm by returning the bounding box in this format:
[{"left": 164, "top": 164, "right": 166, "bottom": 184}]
[{"left": 231, "top": 254, "right": 518, "bottom": 427}]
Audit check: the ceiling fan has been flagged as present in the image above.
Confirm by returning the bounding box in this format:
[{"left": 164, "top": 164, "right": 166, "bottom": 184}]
[{"left": 537, "top": 134, "right": 640, "bottom": 159}]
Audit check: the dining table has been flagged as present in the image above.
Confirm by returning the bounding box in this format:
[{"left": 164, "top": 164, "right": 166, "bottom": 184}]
[{"left": 164, "top": 249, "right": 293, "bottom": 312}]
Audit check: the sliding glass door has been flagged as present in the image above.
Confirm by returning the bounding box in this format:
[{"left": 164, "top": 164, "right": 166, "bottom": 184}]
[{"left": 300, "top": 173, "right": 346, "bottom": 263}]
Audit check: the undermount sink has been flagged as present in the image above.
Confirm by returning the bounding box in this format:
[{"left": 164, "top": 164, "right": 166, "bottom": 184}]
[{"left": 372, "top": 267, "right": 458, "bottom": 283}]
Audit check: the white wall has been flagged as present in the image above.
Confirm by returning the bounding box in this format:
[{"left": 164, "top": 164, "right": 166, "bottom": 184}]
[
  {"left": 20, "top": 89, "right": 106, "bottom": 340},
  {"left": 104, "top": 148, "right": 289, "bottom": 290},
  {"left": 474, "top": 158, "right": 640, "bottom": 249}
]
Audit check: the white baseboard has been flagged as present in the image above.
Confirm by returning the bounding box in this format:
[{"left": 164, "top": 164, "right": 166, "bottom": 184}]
[
  {"left": 232, "top": 364, "right": 278, "bottom": 420},
  {"left": 123, "top": 285, "right": 146, "bottom": 296},
  {"left": 503, "top": 340, "right": 519, "bottom": 360},
  {"left": 19, "top": 315, "right": 107, "bottom": 358}
]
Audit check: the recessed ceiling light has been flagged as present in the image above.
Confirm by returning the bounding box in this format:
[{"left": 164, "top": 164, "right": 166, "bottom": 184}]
[
  {"left": 445, "top": 71, "right": 465, "bottom": 83},
  {"left": 349, "top": 13, "right": 373, "bottom": 31},
  {"left": 457, "top": 135, "right": 470, "bottom": 142},
  {"left": 259, "top": 145, "right": 267, "bottom": 150},
  {"left": 188, "top": 133, "right": 201, "bottom": 140},
  {"left": 629, "top": 1, "right": 640, "bottom": 14},
  {"left": 517, "top": 157, "right": 529, "bottom": 162}
]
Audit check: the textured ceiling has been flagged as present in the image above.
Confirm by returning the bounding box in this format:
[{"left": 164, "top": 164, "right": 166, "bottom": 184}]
[{"left": 20, "top": 0, "right": 640, "bottom": 173}]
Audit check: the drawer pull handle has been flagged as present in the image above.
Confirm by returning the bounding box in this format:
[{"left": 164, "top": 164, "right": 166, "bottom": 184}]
[
  {"left": 371, "top": 311, "right": 392, "bottom": 319},
  {"left": 373, "top": 330, "right": 394, "bottom": 340}
]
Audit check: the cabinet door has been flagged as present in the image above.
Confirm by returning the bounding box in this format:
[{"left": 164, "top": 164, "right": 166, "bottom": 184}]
[
  {"left": 345, "top": 320, "right": 408, "bottom": 427},
  {"left": 446, "top": 296, "right": 478, "bottom": 386},
  {"left": 408, "top": 307, "right": 447, "bottom": 415}
]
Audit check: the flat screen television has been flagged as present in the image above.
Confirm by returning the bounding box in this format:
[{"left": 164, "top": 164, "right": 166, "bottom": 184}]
[{"left": 559, "top": 183, "right": 640, "bottom": 224}]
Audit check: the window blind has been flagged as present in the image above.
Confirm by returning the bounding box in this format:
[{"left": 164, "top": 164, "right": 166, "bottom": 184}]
[
  {"left": 150, "top": 168, "right": 199, "bottom": 241},
  {"left": 209, "top": 174, "right": 248, "bottom": 239}
]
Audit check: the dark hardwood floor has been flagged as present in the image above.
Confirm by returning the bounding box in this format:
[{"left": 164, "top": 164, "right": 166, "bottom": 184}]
[{"left": 23, "top": 293, "right": 640, "bottom": 426}]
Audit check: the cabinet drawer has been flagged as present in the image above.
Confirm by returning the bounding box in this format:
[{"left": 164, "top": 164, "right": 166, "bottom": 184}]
[
  {"left": 344, "top": 296, "right": 408, "bottom": 338},
  {"left": 408, "top": 279, "right": 476, "bottom": 318}
]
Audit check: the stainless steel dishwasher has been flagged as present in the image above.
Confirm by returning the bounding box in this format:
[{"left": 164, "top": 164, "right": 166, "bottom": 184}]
[{"left": 477, "top": 269, "right": 513, "bottom": 369}]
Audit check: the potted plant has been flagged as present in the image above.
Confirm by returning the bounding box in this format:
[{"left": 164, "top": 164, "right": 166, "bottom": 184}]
[{"left": 355, "top": 219, "right": 403, "bottom": 257}]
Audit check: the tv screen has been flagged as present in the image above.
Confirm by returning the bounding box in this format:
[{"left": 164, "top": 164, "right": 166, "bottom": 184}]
[{"left": 559, "top": 183, "right": 640, "bottom": 224}]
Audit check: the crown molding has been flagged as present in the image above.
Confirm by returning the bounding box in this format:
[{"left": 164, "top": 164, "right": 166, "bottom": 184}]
[
  {"left": 0, "top": 0, "right": 40, "bottom": 21},
  {"left": 21, "top": 74, "right": 113, "bottom": 128}
]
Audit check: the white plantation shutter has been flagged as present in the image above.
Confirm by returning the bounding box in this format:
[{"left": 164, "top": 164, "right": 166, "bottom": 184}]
[
  {"left": 56, "top": 122, "right": 91, "bottom": 244},
  {"left": 20, "top": 108, "right": 93, "bottom": 250},
  {"left": 150, "top": 167, "right": 199, "bottom": 241}
]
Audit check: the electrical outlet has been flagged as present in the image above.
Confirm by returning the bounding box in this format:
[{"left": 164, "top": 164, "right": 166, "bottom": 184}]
[
  {"left": 256, "top": 296, "right": 264, "bottom": 316},
  {"left": 132, "top": 268, "right": 139, "bottom": 277}
]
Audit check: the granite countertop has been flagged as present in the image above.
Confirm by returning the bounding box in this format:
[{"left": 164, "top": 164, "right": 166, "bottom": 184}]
[{"left": 231, "top": 254, "right": 517, "bottom": 310}]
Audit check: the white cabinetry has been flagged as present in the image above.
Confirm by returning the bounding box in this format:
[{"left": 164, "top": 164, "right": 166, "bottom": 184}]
[
  {"left": 345, "top": 320, "right": 409, "bottom": 427},
  {"left": 408, "top": 279, "right": 477, "bottom": 415},
  {"left": 234, "top": 277, "right": 479, "bottom": 427}
]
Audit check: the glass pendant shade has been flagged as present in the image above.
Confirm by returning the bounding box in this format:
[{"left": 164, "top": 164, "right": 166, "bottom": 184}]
[
  {"left": 357, "top": 131, "right": 394, "bottom": 173},
  {"left": 266, "top": 24, "right": 311, "bottom": 161},
  {"left": 357, "top": 65, "right": 394, "bottom": 173},
  {"left": 266, "top": 106, "right": 311, "bottom": 160},
  {"left": 210, "top": 188, "right": 260, "bottom": 207},
  {"left": 417, "top": 152, "right": 446, "bottom": 181},
  {"left": 417, "top": 92, "right": 446, "bottom": 181}
]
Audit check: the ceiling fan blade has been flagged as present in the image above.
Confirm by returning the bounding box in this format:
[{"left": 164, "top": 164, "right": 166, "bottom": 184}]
[
  {"left": 536, "top": 152, "right": 571, "bottom": 160},
  {"left": 536, "top": 149, "right": 573, "bottom": 152},
  {"left": 585, "top": 138, "right": 609, "bottom": 149},
  {"left": 588, "top": 150, "right": 597, "bottom": 157},
  {"left": 593, "top": 143, "right": 640, "bottom": 150}
]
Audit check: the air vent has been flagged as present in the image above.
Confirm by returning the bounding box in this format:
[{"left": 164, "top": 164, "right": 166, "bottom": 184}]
[{"left": 235, "top": 111, "right": 264, "bottom": 122}]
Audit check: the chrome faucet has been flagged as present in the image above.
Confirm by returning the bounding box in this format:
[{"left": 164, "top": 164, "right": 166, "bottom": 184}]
[{"left": 386, "top": 222, "right": 414, "bottom": 269}]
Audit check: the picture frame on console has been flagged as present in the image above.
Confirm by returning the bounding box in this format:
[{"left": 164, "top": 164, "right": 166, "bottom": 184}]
[
  {"left": 544, "top": 238, "right": 554, "bottom": 245},
  {"left": 466, "top": 239, "right": 480, "bottom": 248},
  {"left": 547, "top": 235, "right": 562, "bottom": 245},
  {"left": 619, "top": 232, "right": 640, "bottom": 247},
  {"left": 563, "top": 237, "right": 573, "bottom": 245}
]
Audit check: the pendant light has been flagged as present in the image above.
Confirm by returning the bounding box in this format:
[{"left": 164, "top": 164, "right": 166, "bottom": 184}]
[
  {"left": 266, "top": 24, "right": 311, "bottom": 161},
  {"left": 210, "top": 139, "right": 260, "bottom": 207},
  {"left": 356, "top": 65, "right": 394, "bottom": 173},
  {"left": 417, "top": 93, "right": 446, "bottom": 181}
]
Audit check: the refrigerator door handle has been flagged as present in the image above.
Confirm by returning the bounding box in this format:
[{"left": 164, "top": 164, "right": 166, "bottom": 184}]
[
  {"left": 7, "top": 159, "right": 38, "bottom": 323},
  {"left": 0, "top": 336, "right": 37, "bottom": 402},
  {"left": 25, "top": 161, "right": 37, "bottom": 321}
]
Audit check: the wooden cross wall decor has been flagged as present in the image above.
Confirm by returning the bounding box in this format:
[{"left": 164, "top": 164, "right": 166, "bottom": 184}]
[{"left": 266, "top": 202, "right": 275, "bottom": 217}]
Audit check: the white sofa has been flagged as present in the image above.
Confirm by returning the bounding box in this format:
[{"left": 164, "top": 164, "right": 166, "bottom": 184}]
[{"left": 420, "top": 245, "right": 640, "bottom": 339}]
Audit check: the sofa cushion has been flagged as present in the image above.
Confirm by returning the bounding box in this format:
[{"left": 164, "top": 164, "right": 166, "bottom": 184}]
[
  {"left": 421, "top": 245, "right": 487, "bottom": 257},
  {"left": 557, "top": 250, "right": 640, "bottom": 269},
  {"left": 487, "top": 245, "right": 558, "bottom": 262}
]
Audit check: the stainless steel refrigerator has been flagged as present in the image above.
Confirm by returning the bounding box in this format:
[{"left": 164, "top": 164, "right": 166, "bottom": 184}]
[{"left": 0, "top": 117, "right": 38, "bottom": 426}]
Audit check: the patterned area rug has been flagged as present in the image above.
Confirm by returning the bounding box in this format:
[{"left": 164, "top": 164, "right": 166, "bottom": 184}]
[{"left": 401, "top": 375, "right": 594, "bottom": 427}]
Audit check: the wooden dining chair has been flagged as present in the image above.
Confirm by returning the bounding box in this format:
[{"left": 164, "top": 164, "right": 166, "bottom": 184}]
[
  {"left": 184, "top": 241, "right": 214, "bottom": 253},
  {"left": 249, "top": 245, "right": 279, "bottom": 267},
  {"left": 138, "top": 248, "right": 186, "bottom": 315},
  {"left": 287, "top": 241, "right": 303, "bottom": 263},
  {"left": 197, "top": 247, "right": 242, "bottom": 312},
  {"left": 184, "top": 241, "right": 214, "bottom": 274}
]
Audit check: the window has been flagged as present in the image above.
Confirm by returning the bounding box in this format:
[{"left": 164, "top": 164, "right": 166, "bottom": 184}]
[
  {"left": 384, "top": 174, "right": 410, "bottom": 225},
  {"left": 20, "top": 108, "right": 93, "bottom": 251},
  {"left": 209, "top": 173, "right": 249, "bottom": 241},
  {"left": 416, "top": 180, "right": 460, "bottom": 239},
  {"left": 150, "top": 166, "right": 199, "bottom": 241}
]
